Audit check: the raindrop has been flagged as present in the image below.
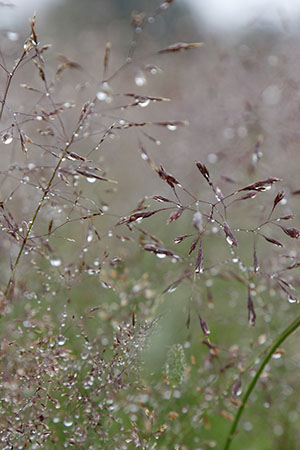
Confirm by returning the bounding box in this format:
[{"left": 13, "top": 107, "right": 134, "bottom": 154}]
[
  {"left": 167, "top": 286, "right": 177, "bottom": 293},
  {"left": 135, "top": 70, "right": 146, "bottom": 87},
  {"left": 87, "top": 269, "right": 95, "bottom": 275},
  {"left": 63, "top": 418, "right": 73, "bottom": 427},
  {"left": 236, "top": 387, "right": 242, "bottom": 396},
  {"left": 157, "top": 253, "right": 167, "bottom": 259},
  {"left": 141, "top": 153, "right": 148, "bottom": 161},
  {"left": 207, "top": 153, "right": 218, "bottom": 164},
  {"left": 57, "top": 335, "right": 66, "bottom": 346},
  {"left": 226, "top": 236, "right": 233, "bottom": 246},
  {"left": 86, "top": 228, "right": 93, "bottom": 243},
  {"left": 50, "top": 258, "right": 62, "bottom": 267},
  {"left": 2, "top": 133, "right": 13, "bottom": 144},
  {"left": 166, "top": 124, "right": 177, "bottom": 131},
  {"left": 96, "top": 82, "right": 113, "bottom": 103},
  {"left": 7, "top": 31, "right": 19, "bottom": 41},
  {"left": 288, "top": 296, "right": 297, "bottom": 304},
  {"left": 160, "top": 1, "right": 170, "bottom": 9},
  {"left": 138, "top": 98, "right": 150, "bottom": 108},
  {"left": 86, "top": 177, "right": 96, "bottom": 183}
]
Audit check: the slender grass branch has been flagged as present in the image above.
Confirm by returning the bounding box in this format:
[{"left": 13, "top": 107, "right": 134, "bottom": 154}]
[
  {"left": 223, "top": 313, "right": 300, "bottom": 450},
  {"left": 3, "top": 105, "right": 91, "bottom": 298}
]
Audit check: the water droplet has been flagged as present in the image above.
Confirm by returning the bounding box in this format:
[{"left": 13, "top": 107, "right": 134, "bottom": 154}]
[
  {"left": 138, "top": 98, "right": 150, "bottom": 108},
  {"left": 96, "top": 82, "right": 113, "bottom": 103},
  {"left": 2, "top": 133, "right": 13, "bottom": 144},
  {"left": 192, "top": 211, "right": 203, "bottom": 232},
  {"left": 63, "top": 418, "right": 73, "bottom": 427},
  {"left": 7, "top": 31, "right": 19, "bottom": 41},
  {"left": 160, "top": 1, "right": 170, "bottom": 10},
  {"left": 87, "top": 228, "right": 93, "bottom": 243},
  {"left": 272, "top": 352, "right": 282, "bottom": 359},
  {"left": 166, "top": 124, "right": 177, "bottom": 131},
  {"left": 288, "top": 296, "right": 297, "bottom": 304},
  {"left": 86, "top": 177, "right": 96, "bottom": 183},
  {"left": 50, "top": 258, "right": 62, "bottom": 267},
  {"left": 226, "top": 236, "right": 233, "bottom": 246},
  {"left": 87, "top": 269, "right": 95, "bottom": 275},
  {"left": 207, "top": 153, "right": 218, "bottom": 164},
  {"left": 57, "top": 335, "right": 66, "bottom": 346},
  {"left": 135, "top": 70, "right": 146, "bottom": 87},
  {"left": 167, "top": 286, "right": 177, "bottom": 293},
  {"left": 236, "top": 387, "right": 242, "bottom": 396},
  {"left": 157, "top": 253, "right": 166, "bottom": 259}
]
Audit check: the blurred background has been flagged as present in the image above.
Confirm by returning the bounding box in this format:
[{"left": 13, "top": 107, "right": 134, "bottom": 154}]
[{"left": 1, "top": 1, "right": 300, "bottom": 449}]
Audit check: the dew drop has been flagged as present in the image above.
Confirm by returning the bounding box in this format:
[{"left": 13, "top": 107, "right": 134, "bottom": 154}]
[
  {"left": 2, "top": 133, "right": 13, "bottom": 144},
  {"left": 96, "top": 82, "right": 113, "bottom": 103},
  {"left": 138, "top": 98, "right": 150, "bottom": 108},
  {"left": 167, "top": 286, "right": 177, "bottom": 293},
  {"left": 141, "top": 153, "right": 149, "bottom": 161},
  {"left": 87, "top": 228, "right": 93, "bottom": 243},
  {"left": 166, "top": 124, "right": 177, "bottom": 131},
  {"left": 7, "top": 31, "right": 19, "bottom": 41},
  {"left": 160, "top": 1, "right": 170, "bottom": 10},
  {"left": 157, "top": 253, "right": 167, "bottom": 259},
  {"left": 236, "top": 387, "right": 242, "bottom": 397},
  {"left": 207, "top": 153, "right": 218, "bottom": 164},
  {"left": 50, "top": 258, "right": 62, "bottom": 267},
  {"left": 135, "top": 70, "right": 146, "bottom": 87},
  {"left": 86, "top": 177, "right": 96, "bottom": 183},
  {"left": 226, "top": 236, "right": 233, "bottom": 246},
  {"left": 63, "top": 418, "right": 73, "bottom": 427},
  {"left": 57, "top": 335, "right": 66, "bottom": 346}
]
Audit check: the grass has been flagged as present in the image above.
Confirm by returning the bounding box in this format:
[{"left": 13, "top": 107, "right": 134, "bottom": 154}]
[{"left": 1, "top": 2, "right": 300, "bottom": 449}]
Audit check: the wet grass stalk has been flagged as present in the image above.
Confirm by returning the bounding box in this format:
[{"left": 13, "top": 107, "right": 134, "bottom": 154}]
[{"left": 224, "top": 312, "right": 300, "bottom": 450}]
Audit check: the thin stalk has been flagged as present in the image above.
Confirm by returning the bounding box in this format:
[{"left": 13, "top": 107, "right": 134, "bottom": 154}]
[
  {"left": 3, "top": 105, "right": 90, "bottom": 297},
  {"left": 0, "top": 50, "right": 27, "bottom": 122},
  {"left": 223, "top": 313, "right": 300, "bottom": 450}
]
